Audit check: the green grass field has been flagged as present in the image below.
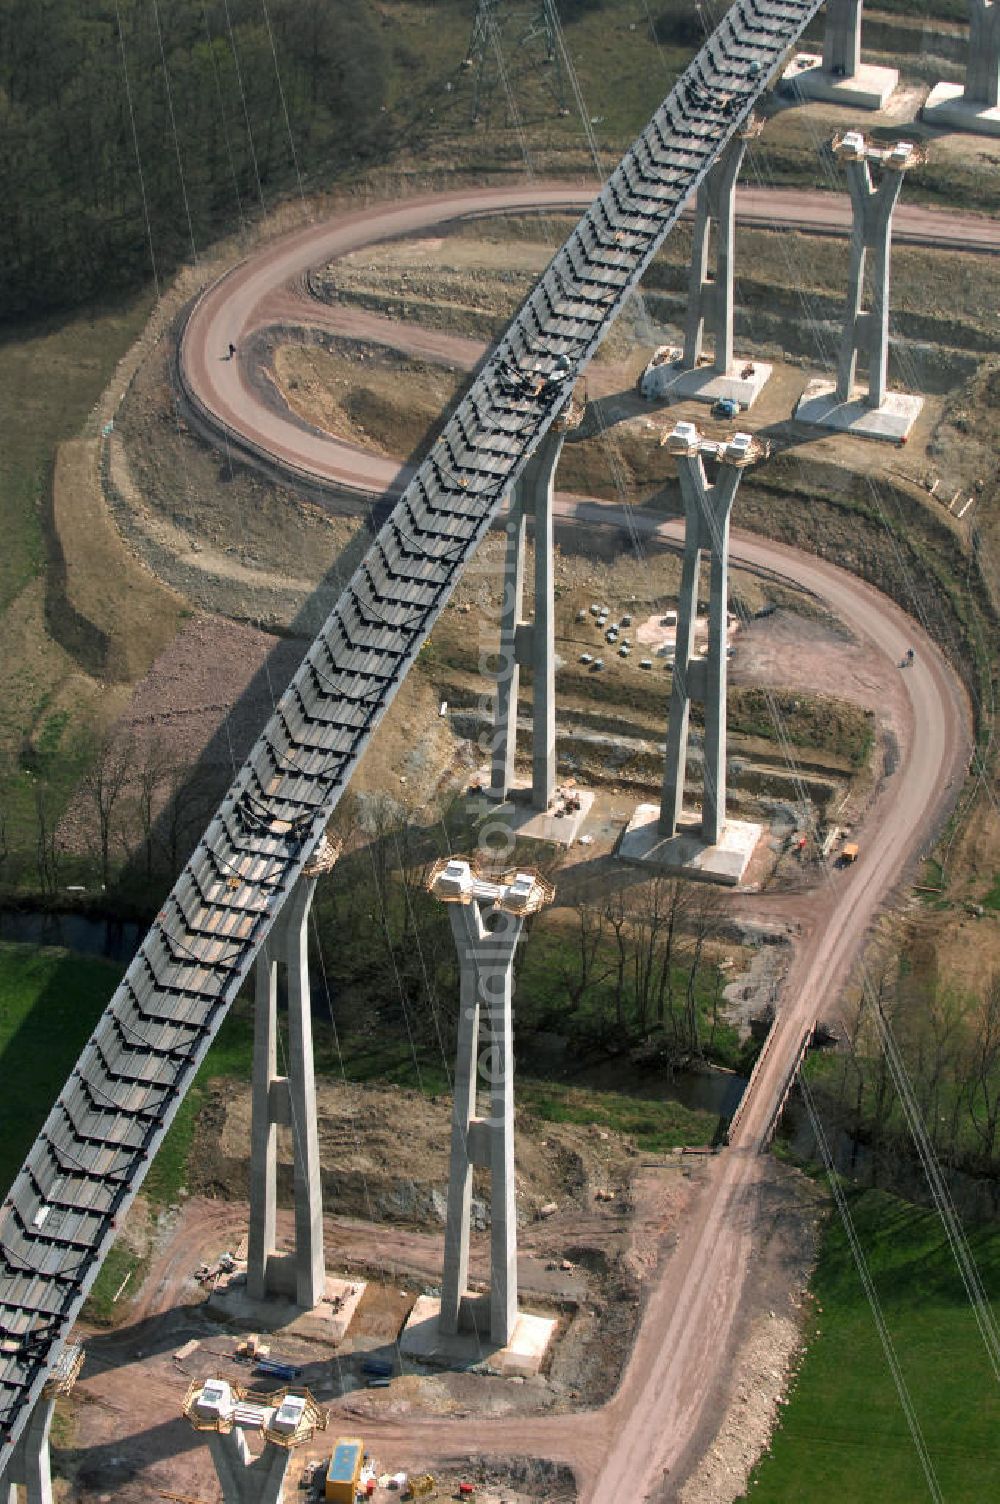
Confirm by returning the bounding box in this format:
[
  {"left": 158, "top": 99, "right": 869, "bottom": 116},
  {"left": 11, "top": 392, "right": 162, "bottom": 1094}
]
[
  {"left": 0, "top": 294, "right": 154, "bottom": 863},
  {"left": 0, "top": 941, "right": 257, "bottom": 1203},
  {"left": 744, "top": 1188, "right": 1000, "bottom": 1503},
  {"left": 0, "top": 943, "right": 124, "bottom": 1196}
]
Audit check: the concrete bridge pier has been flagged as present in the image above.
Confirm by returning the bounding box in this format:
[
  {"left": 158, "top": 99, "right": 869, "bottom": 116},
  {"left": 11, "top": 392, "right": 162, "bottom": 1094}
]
[
  {"left": 794, "top": 136, "right": 923, "bottom": 441},
  {"left": 835, "top": 152, "right": 904, "bottom": 409},
  {"left": 676, "top": 122, "right": 771, "bottom": 410},
  {"left": 401, "top": 862, "right": 557, "bottom": 1370},
  {"left": 439, "top": 896, "right": 523, "bottom": 1346},
  {"left": 782, "top": 0, "right": 898, "bottom": 110},
  {"left": 0, "top": 1346, "right": 83, "bottom": 1504},
  {"left": 660, "top": 452, "right": 743, "bottom": 848},
  {"left": 924, "top": 1, "right": 1000, "bottom": 135},
  {"left": 491, "top": 426, "right": 565, "bottom": 812},
  {"left": 206, "top": 1429, "right": 292, "bottom": 1504},
  {"left": 618, "top": 434, "right": 762, "bottom": 884},
  {"left": 247, "top": 838, "right": 339, "bottom": 1310},
  {"left": 2, "top": 1393, "right": 55, "bottom": 1504}
]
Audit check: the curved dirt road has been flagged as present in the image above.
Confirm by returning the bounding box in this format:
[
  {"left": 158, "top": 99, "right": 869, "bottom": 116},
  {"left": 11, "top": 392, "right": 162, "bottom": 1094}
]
[
  {"left": 175, "top": 190, "right": 974, "bottom": 1497},
  {"left": 179, "top": 182, "right": 1000, "bottom": 499},
  {"left": 292, "top": 539, "right": 965, "bottom": 1504}
]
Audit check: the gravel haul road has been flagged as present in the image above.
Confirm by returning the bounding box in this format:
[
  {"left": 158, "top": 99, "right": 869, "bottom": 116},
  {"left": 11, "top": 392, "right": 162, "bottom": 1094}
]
[
  {"left": 179, "top": 183, "right": 1000, "bottom": 499},
  {"left": 177, "top": 188, "right": 973, "bottom": 1499}
]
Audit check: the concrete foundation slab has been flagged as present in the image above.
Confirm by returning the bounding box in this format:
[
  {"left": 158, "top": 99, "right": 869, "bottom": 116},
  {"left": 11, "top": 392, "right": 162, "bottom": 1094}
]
[
  {"left": 399, "top": 1295, "right": 557, "bottom": 1377},
  {"left": 645, "top": 360, "right": 773, "bottom": 411},
  {"left": 485, "top": 787, "right": 596, "bottom": 847},
  {"left": 209, "top": 1275, "right": 366, "bottom": 1344},
  {"left": 618, "top": 804, "right": 763, "bottom": 886},
  {"left": 781, "top": 54, "right": 899, "bottom": 110},
  {"left": 794, "top": 379, "right": 924, "bottom": 441},
  {"left": 922, "top": 81, "right": 1000, "bottom": 138}
]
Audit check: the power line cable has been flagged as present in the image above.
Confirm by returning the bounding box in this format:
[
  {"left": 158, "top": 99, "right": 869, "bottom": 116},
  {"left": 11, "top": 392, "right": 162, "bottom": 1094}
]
[
  {"left": 800, "top": 1074, "right": 946, "bottom": 1504},
  {"left": 149, "top": 0, "right": 199, "bottom": 264},
  {"left": 221, "top": 0, "right": 266, "bottom": 213},
  {"left": 259, "top": 0, "right": 308, "bottom": 215}
]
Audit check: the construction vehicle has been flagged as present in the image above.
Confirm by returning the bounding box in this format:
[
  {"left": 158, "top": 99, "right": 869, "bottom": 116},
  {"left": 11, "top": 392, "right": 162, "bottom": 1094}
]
[
  {"left": 407, "top": 1475, "right": 437, "bottom": 1500},
  {"left": 841, "top": 842, "right": 859, "bottom": 865}
]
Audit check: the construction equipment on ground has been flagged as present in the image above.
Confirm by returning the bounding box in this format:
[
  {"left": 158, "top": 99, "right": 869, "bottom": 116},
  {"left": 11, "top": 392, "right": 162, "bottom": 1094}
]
[{"left": 324, "top": 1436, "right": 364, "bottom": 1502}]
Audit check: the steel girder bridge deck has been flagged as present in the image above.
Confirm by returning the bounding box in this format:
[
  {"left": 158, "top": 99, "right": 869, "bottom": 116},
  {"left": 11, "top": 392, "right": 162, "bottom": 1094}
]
[{"left": 0, "top": 0, "right": 824, "bottom": 1470}]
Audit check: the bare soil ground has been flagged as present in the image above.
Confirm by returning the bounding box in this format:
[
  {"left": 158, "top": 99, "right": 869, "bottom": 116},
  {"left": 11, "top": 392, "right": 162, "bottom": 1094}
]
[
  {"left": 275, "top": 341, "right": 463, "bottom": 460},
  {"left": 57, "top": 1144, "right": 822, "bottom": 1504},
  {"left": 189, "top": 1076, "right": 642, "bottom": 1228},
  {"left": 113, "top": 332, "right": 366, "bottom": 631},
  {"left": 58, "top": 1123, "right": 718, "bottom": 1504}
]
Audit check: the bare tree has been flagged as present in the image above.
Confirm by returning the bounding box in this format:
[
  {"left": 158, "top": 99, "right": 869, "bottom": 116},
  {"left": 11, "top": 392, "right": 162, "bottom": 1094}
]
[
  {"left": 130, "top": 735, "right": 173, "bottom": 883},
  {"left": 33, "top": 779, "right": 62, "bottom": 896},
  {"left": 964, "top": 972, "right": 1000, "bottom": 1164},
  {"left": 80, "top": 730, "right": 132, "bottom": 888},
  {"left": 652, "top": 877, "right": 689, "bottom": 1028},
  {"left": 680, "top": 887, "right": 723, "bottom": 1057},
  {"left": 603, "top": 890, "right": 630, "bottom": 1033},
  {"left": 560, "top": 896, "right": 613, "bottom": 1014}
]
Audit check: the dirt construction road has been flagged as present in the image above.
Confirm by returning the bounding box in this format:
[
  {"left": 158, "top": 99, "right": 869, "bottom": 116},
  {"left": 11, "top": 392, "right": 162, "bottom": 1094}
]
[
  {"left": 179, "top": 182, "right": 1000, "bottom": 499},
  {"left": 175, "top": 188, "right": 974, "bottom": 1498}
]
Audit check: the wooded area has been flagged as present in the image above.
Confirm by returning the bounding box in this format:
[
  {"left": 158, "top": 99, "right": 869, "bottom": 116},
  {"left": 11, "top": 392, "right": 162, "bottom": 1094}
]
[
  {"left": 0, "top": 0, "right": 389, "bottom": 320},
  {"left": 808, "top": 954, "right": 1000, "bottom": 1185}
]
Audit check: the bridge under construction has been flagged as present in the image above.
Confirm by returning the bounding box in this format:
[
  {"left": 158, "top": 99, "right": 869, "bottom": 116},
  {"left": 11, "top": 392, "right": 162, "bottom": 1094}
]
[{"left": 0, "top": 0, "right": 837, "bottom": 1481}]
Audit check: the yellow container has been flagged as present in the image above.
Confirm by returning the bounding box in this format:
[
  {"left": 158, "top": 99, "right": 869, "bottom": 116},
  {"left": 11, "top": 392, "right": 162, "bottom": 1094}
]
[{"left": 324, "top": 1437, "right": 363, "bottom": 1503}]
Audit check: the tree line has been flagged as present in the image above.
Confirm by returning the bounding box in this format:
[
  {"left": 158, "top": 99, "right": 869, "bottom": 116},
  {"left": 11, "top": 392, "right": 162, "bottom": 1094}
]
[
  {"left": 806, "top": 954, "right": 1000, "bottom": 1183},
  {"left": 1, "top": 725, "right": 735, "bottom": 1079},
  {"left": 0, "top": 0, "right": 389, "bottom": 321}
]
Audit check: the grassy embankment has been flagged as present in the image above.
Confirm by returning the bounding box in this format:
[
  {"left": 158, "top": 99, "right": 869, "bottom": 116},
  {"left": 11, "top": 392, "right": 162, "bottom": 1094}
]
[
  {"left": 0, "top": 298, "right": 158, "bottom": 866},
  {"left": 743, "top": 1187, "right": 1000, "bottom": 1503}
]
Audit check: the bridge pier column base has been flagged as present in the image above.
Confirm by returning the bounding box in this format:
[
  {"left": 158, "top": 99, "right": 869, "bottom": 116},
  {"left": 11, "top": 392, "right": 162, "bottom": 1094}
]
[
  {"left": 782, "top": 1, "right": 897, "bottom": 111},
  {"left": 923, "top": 0, "right": 1000, "bottom": 132},
  {"left": 207, "top": 1430, "right": 292, "bottom": 1504}
]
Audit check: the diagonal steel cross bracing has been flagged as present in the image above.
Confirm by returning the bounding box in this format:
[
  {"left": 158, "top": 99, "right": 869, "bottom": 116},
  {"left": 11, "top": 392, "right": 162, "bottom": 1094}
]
[{"left": 0, "top": 0, "right": 824, "bottom": 1467}]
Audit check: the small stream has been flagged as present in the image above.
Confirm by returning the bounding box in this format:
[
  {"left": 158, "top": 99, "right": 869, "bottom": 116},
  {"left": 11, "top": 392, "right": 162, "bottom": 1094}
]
[
  {"left": 524, "top": 1038, "right": 749, "bottom": 1119},
  {"left": 0, "top": 909, "right": 143, "bottom": 964}
]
